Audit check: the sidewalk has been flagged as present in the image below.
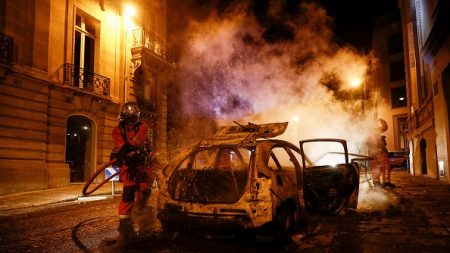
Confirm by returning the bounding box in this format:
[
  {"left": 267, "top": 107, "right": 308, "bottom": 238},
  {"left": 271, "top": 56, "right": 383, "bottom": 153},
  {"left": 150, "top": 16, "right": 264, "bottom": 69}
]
[{"left": 0, "top": 181, "right": 122, "bottom": 215}]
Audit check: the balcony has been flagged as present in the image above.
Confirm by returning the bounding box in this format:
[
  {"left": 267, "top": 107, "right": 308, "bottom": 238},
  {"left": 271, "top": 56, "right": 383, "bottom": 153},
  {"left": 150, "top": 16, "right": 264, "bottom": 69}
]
[
  {"left": 51, "top": 63, "right": 110, "bottom": 97},
  {"left": 130, "top": 28, "right": 173, "bottom": 63},
  {"left": 408, "top": 97, "right": 434, "bottom": 131},
  {"left": 0, "top": 33, "right": 14, "bottom": 65}
]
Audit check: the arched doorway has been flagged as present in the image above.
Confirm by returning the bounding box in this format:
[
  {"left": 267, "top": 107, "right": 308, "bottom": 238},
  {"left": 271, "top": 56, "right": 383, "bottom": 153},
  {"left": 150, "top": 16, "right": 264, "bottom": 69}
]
[
  {"left": 66, "top": 115, "right": 95, "bottom": 182},
  {"left": 420, "top": 139, "right": 427, "bottom": 175}
]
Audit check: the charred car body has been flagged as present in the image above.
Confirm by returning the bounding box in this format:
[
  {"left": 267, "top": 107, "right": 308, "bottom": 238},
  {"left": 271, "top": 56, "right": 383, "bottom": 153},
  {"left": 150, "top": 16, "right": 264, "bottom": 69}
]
[{"left": 157, "top": 122, "right": 360, "bottom": 237}]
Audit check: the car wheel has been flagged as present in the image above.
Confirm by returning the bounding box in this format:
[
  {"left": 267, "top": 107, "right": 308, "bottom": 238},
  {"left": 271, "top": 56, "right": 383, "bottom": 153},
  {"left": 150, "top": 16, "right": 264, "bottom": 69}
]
[
  {"left": 161, "top": 221, "right": 180, "bottom": 240},
  {"left": 275, "top": 202, "right": 296, "bottom": 238}
]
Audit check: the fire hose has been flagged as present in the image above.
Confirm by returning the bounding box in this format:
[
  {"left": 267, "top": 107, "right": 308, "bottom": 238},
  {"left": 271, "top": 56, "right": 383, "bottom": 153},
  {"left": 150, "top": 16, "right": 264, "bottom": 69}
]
[{"left": 82, "top": 158, "right": 118, "bottom": 196}]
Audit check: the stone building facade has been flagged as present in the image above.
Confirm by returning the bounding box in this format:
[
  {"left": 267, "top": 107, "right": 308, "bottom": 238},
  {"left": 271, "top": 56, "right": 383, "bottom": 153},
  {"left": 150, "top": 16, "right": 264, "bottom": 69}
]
[
  {"left": 372, "top": 15, "right": 409, "bottom": 153},
  {"left": 398, "top": 0, "right": 450, "bottom": 182},
  {"left": 0, "top": 0, "right": 174, "bottom": 195}
]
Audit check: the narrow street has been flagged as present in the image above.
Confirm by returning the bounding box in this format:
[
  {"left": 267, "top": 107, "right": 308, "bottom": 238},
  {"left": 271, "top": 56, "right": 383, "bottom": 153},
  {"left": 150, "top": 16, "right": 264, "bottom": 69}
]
[{"left": 0, "top": 169, "right": 449, "bottom": 253}]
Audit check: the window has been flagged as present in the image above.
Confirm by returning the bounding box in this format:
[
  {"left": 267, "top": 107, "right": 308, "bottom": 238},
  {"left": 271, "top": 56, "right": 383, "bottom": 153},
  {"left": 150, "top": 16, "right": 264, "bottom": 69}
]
[
  {"left": 74, "top": 11, "right": 96, "bottom": 88},
  {"left": 397, "top": 116, "right": 407, "bottom": 150},
  {"left": 388, "top": 33, "right": 403, "bottom": 55},
  {"left": 169, "top": 147, "right": 251, "bottom": 203},
  {"left": 268, "top": 147, "right": 296, "bottom": 171},
  {"left": 391, "top": 86, "right": 407, "bottom": 108},
  {"left": 389, "top": 59, "right": 405, "bottom": 81}
]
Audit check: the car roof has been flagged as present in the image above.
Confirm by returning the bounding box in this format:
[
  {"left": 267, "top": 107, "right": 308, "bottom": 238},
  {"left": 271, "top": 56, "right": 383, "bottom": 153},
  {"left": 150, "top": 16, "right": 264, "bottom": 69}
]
[{"left": 198, "top": 122, "right": 288, "bottom": 148}]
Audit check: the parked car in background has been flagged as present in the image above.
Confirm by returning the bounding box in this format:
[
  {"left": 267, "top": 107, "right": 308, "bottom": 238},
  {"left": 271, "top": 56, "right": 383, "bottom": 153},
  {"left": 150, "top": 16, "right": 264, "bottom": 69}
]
[
  {"left": 388, "top": 151, "right": 409, "bottom": 169},
  {"left": 157, "top": 122, "right": 360, "bottom": 239}
]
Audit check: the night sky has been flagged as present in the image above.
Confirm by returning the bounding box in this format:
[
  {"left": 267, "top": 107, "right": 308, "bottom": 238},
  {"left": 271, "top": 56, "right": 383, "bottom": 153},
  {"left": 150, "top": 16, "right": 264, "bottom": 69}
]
[
  {"left": 320, "top": 0, "right": 400, "bottom": 52},
  {"left": 167, "top": 0, "right": 400, "bottom": 53},
  {"left": 166, "top": 0, "right": 398, "bottom": 145}
]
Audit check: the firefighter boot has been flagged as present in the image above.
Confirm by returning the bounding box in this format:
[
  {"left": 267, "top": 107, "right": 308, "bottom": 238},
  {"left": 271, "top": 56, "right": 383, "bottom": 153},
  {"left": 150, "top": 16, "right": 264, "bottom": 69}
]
[{"left": 117, "top": 216, "right": 136, "bottom": 246}]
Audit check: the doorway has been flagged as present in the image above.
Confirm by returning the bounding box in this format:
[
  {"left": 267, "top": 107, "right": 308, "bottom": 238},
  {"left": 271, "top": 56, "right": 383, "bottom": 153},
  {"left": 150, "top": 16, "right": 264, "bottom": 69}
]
[
  {"left": 420, "top": 139, "right": 427, "bottom": 175},
  {"left": 443, "top": 63, "right": 450, "bottom": 135},
  {"left": 66, "top": 115, "right": 94, "bottom": 182}
]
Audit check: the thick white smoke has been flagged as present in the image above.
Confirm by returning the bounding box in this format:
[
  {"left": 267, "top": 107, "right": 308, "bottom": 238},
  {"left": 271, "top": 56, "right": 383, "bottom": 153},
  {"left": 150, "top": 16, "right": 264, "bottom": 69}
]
[{"left": 174, "top": 1, "right": 378, "bottom": 154}]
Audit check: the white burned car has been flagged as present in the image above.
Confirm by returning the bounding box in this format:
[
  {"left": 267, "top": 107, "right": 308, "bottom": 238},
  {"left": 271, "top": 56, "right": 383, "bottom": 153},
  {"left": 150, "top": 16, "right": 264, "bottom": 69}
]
[{"left": 157, "top": 122, "right": 360, "bottom": 237}]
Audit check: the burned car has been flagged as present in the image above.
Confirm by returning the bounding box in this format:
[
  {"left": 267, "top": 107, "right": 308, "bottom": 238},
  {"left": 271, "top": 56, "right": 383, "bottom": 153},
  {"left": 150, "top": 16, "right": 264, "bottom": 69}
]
[{"left": 157, "top": 122, "right": 360, "bottom": 237}]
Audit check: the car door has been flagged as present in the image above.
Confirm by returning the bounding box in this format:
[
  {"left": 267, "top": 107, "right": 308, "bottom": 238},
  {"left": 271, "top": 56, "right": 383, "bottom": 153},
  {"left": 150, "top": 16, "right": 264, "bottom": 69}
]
[{"left": 299, "top": 138, "right": 359, "bottom": 215}]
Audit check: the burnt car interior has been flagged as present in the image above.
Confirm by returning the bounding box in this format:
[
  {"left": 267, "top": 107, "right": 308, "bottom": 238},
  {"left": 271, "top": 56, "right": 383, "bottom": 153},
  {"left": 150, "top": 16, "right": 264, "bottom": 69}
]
[
  {"left": 168, "top": 147, "right": 251, "bottom": 204},
  {"left": 262, "top": 145, "right": 300, "bottom": 202}
]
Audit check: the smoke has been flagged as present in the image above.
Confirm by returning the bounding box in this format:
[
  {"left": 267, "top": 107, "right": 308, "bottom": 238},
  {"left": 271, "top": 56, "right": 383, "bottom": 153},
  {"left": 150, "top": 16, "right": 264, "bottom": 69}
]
[
  {"left": 358, "top": 188, "right": 399, "bottom": 212},
  {"left": 169, "top": 0, "right": 378, "bottom": 154}
]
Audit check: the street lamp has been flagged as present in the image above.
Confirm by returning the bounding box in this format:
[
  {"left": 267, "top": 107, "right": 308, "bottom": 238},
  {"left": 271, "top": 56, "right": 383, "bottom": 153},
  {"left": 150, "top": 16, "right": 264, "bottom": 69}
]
[
  {"left": 349, "top": 77, "right": 366, "bottom": 114},
  {"left": 350, "top": 78, "right": 362, "bottom": 88},
  {"left": 124, "top": 5, "right": 136, "bottom": 17},
  {"left": 124, "top": 4, "right": 137, "bottom": 31}
]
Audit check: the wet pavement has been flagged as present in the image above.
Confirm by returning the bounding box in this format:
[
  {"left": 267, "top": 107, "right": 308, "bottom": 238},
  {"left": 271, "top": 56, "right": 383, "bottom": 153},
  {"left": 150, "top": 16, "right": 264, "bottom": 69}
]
[
  {"left": 294, "top": 169, "right": 450, "bottom": 252},
  {"left": 1, "top": 169, "right": 450, "bottom": 252}
]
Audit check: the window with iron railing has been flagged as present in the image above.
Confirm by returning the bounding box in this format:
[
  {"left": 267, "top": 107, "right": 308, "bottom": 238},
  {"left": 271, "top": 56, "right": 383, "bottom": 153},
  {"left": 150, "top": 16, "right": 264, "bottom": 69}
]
[
  {"left": 50, "top": 63, "right": 110, "bottom": 97},
  {"left": 73, "top": 10, "right": 97, "bottom": 89},
  {"left": 62, "top": 63, "right": 110, "bottom": 96}
]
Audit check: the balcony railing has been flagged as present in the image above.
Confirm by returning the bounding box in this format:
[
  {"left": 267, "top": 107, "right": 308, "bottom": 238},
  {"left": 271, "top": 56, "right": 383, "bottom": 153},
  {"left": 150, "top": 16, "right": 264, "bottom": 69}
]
[
  {"left": 130, "top": 28, "right": 173, "bottom": 63},
  {"left": 51, "top": 63, "right": 110, "bottom": 97},
  {"left": 408, "top": 98, "right": 434, "bottom": 131},
  {"left": 0, "top": 33, "right": 14, "bottom": 65}
]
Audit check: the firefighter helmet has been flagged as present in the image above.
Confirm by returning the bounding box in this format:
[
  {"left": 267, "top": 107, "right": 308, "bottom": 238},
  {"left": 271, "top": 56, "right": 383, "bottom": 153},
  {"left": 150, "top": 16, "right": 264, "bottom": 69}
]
[
  {"left": 377, "top": 118, "right": 388, "bottom": 133},
  {"left": 119, "top": 102, "right": 141, "bottom": 125}
]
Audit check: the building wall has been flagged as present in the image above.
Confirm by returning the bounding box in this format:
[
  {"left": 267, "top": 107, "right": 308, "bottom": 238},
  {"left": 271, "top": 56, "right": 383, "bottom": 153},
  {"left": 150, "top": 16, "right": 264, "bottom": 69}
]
[
  {"left": 398, "top": 0, "right": 450, "bottom": 182},
  {"left": 0, "top": 73, "right": 50, "bottom": 194},
  {"left": 430, "top": 36, "right": 450, "bottom": 181},
  {"left": 0, "top": 0, "right": 172, "bottom": 195},
  {"left": 372, "top": 17, "right": 409, "bottom": 152}
]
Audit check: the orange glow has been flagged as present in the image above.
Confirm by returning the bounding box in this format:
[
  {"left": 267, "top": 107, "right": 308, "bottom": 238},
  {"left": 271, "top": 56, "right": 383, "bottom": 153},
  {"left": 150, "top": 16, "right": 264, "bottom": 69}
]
[
  {"left": 124, "top": 5, "right": 136, "bottom": 17},
  {"left": 349, "top": 77, "right": 362, "bottom": 88}
]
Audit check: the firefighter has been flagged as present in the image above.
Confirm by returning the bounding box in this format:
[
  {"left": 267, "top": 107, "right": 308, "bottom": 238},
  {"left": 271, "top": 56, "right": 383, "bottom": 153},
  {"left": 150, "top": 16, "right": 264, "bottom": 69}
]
[
  {"left": 112, "top": 102, "right": 154, "bottom": 245},
  {"left": 368, "top": 118, "right": 395, "bottom": 188}
]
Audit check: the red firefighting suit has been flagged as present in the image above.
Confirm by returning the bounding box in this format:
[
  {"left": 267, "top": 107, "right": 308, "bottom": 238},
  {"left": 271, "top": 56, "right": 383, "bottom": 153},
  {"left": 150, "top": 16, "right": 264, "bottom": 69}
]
[
  {"left": 369, "top": 136, "right": 391, "bottom": 186},
  {"left": 112, "top": 121, "right": 152, "bottom": 216}
]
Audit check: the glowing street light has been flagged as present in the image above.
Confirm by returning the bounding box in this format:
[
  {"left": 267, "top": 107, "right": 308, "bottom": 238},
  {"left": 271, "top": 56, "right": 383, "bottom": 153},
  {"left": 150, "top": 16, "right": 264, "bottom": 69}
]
[
  {"left": 349, "top": 77, "right": 362, "bottom": 88},
  {"left": 348, "top": 76, "right": 366, "bottom": 115},
  {"left": 124, "top": 5, "right": 136, "bottom": 17},
  {"left": 124, "top": 4, "right": 137, "bottom": 31}
]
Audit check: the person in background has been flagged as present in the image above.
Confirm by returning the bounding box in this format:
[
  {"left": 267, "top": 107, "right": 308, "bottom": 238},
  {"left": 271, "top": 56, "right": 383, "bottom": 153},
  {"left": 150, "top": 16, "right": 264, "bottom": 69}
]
[
  {"left": 112, "top": 102, "right": 155, "bottom": 245},
  {"left": 368, "top": 119, "right": 395, "bottom": 188}
]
